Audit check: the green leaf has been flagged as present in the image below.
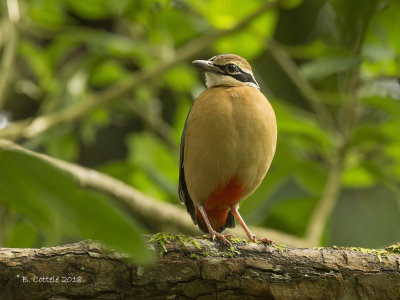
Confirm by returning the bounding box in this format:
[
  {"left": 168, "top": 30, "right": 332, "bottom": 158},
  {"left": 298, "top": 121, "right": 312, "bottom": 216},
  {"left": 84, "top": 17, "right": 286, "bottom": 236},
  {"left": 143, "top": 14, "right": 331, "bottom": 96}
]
[
  {"left": 350, "top": 123, "right": 390, "bottom": 150},
  {"left": 126, "top": 132, "right": 178, "bottom": 201},
  {"left": 363, "top": 44, "right": 397, "bottom": 62},
  {"left": 362, "top": 96, "right": 400, "bottom": 116},
  {"left": 366, "top": 0, "right": 400, "bottom": 55},
  {"left": 164, "top": 65, "right": 198, "bottom": 92},
  {"left": 215, "top": 11, "right": 277, "bottom": 58},
  {"left": 341, "top": 165, "right": 376, "bottom": 188},
  {"left": 90, "top": 61, "right": 128, "bottom": 87},
  {"left": 172, "top": 98, "right": 192, "bottom": 144},
  {"left": 28, "top": 0, "right": 68, "bottom": 30},
  {"left": 43, "top": 126, "right": 79, "bottom": 161},
  {"left": 274, "top": 102, "right": 332, "bottom": 153},
  {"left": 158, "top": 8, "right": 201, "bottom": 45},
  {"left": 362, "top": 43, "right": 400, "bottom": 76},
  {"left": 5, "top": 220, "right": 38, "bottom": 248},
  {"left": 19, "top": 40, "right": 53, "bottom": 90},
  {"left": 385, "top": 142, "right": 400, "bottom": 179},
  {"left": 0, "top": 154, "right": 53, "bottom": 228},
  {"left": 80, "top": 108, "right": 111, "bottom": 145},
  {"left": 0, "top": 147, "right": 153, "bottom": 263},
  {"left": 189, "top": 0, "right": 260, "bottom": 29},
  {"left": 284, "top": 40, "right": 332, "bottom": 59},
  {"left": 280, "top": 0, "right": 303, "bottom": 9},
  {"left": 65, "top": 0, "right": 131, "bottom": 20},
  {"left": 300, "top": 56, "right": 361, "bottom": 80}
]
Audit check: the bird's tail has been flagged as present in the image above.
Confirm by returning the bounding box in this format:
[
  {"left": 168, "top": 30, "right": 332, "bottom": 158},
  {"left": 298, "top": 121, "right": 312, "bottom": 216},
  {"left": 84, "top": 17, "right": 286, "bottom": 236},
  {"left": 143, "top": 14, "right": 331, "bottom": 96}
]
[{"left": 195, "top": 176, "right": 244, "bottom": 233}]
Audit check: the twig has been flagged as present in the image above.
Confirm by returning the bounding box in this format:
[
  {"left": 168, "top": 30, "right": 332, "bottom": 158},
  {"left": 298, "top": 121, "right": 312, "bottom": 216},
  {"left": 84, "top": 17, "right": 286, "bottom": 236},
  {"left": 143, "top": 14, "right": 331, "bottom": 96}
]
[
  {"left": 304, "top": 152, "right": 343, "bottom": 245},
  {"left": 267, "top": 39, "right": 338, "bottom": 135},
  {"left": 304, "top": 6, "right": 376, "bottom": 245},
  {"left": 0, "top": 0, "right": 281, "bottom": 140}
]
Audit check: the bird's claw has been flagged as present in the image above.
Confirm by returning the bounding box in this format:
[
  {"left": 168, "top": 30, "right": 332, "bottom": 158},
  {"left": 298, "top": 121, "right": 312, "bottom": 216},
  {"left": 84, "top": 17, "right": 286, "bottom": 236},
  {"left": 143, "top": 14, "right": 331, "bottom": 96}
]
[
  {"left": 258, "top": 237, "right": 274, "bottom": 245},
  {"left": 250, "top": 234, "right": 256, "bottom": 242},
  {"left": 210, "top": 232, "right": 231, "bottom": 245}
]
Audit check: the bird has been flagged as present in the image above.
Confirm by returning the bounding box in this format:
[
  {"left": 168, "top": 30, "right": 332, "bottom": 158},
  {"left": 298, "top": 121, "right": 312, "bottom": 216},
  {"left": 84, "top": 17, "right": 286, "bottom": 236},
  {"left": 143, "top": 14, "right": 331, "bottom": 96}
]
[{"left": 178, "top": 54, "right": 277, "bottom": 244}]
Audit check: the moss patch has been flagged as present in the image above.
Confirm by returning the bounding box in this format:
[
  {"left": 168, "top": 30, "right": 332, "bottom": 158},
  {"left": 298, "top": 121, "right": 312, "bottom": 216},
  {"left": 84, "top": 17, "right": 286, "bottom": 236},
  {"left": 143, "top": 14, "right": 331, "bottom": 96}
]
[
  {"left": 333, "top": 245, "right": 399, "bottom": 263},
  {"left": 190, "top": 253, "right": 199, "bottom": 260},
  {"left": 148, "top": 233, "right": 250, "bottom": 258},
  {"left": 272, "top": 243, "right": 288, "bottom": 253},
  {"left": 148, "top": 232, "right": 201, "bottom": 256},
  {"left": 385, "top": 243, "right": 400, "bottom": 254},
  {"left": 348, "top": 247, "right": 388, "bottom": 263},
  {"left": 227, "top": 237, "right": 248, "bottom": 244}
]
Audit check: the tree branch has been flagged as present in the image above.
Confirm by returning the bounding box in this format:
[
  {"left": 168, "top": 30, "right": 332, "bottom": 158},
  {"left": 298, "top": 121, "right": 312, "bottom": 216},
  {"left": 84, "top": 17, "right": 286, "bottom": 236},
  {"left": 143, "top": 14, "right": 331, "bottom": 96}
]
[
  {"left": 1, "top": 237, "right": 399, "bottom": 299},
  {"left": 0, "top": 0, "right": 281, "bottom": 141}
]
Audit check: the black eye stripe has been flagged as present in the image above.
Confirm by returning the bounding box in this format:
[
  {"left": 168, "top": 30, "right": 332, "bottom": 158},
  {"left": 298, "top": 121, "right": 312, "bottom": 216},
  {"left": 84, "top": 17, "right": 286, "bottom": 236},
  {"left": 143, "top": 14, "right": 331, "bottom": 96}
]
[
  {"left": 212, "top": 64, "right": 226, "bottom": 74},
  {"left": 231, "top": 73, "right": 258, "bottom": 86},
  {"left": 214, "top": 64, "right": 258, "bottom": 86}
]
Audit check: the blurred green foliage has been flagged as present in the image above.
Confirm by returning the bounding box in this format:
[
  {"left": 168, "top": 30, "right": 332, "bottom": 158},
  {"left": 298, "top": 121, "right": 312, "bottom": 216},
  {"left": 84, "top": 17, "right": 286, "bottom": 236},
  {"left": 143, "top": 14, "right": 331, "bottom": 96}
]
[
  {"left": 0, "top": 148, "right": 152, "bottom": 262},
  {"left": 0, "top": 0, "right": 400, "bottom": 260}
]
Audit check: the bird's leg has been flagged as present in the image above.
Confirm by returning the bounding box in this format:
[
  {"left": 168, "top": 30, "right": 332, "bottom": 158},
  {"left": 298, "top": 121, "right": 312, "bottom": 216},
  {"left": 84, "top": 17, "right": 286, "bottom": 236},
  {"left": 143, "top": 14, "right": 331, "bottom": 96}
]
[
  {"left": 197, "top": 205, "right": 230, "bottom": 245},
  {"left": 231, "top": 205, "right": 256, "bottom": 242}
]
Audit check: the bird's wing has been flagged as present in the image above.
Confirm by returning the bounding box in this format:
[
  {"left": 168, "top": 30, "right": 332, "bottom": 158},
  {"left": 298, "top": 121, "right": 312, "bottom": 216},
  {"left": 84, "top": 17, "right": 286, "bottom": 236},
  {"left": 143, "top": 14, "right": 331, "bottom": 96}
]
[
  {"left": 178, "top": 106, "right": 198, "bottom": 224},
  {"left": 178, "top": 103, "right": 236, "bottom": 231}
]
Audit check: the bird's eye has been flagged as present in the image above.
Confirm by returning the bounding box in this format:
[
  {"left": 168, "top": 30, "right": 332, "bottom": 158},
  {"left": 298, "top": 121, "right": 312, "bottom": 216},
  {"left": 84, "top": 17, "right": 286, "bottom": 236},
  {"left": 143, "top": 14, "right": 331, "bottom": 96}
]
[{"left": 226, "top": 64, "right": 239, "bottom": 74}]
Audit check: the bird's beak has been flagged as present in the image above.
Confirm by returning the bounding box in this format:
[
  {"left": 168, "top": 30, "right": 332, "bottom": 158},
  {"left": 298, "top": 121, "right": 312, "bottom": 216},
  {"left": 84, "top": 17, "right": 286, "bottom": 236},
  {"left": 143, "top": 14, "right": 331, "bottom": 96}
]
[{"left": 192, "top": 60, "right": 221, "bottom": 73}]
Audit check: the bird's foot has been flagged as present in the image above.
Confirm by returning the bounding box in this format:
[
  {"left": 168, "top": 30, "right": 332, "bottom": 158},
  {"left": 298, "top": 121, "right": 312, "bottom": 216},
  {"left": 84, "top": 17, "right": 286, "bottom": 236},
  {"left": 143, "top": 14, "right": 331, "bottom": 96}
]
[
  {"left": 209, "top": 230, "right": 231, "bottom": 245},
  {"left": 230, "top": 205, "right": 256, "bottom": 243},
  {"left": 248, "top": 233, "right": 256, "bottom": 243},
  {"left": 258, "top": 237, "right": 274, "bottom": 245},
  {"left": 195, "top": 205, "right": 232, "bottom": 245}
]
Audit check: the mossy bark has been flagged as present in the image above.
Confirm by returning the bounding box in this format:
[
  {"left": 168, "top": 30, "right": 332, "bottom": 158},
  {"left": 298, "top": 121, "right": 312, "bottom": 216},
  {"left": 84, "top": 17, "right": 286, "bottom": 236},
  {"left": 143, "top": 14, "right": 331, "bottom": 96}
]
[{"left": 0, "top": 236, "right": 399, "bottom": 300}]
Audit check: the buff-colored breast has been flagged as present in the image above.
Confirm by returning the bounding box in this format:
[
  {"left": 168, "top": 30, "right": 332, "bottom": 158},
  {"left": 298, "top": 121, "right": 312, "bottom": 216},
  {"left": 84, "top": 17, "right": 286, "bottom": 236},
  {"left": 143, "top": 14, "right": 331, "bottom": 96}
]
[{"left": 183, "top": 86, "right": 277, "bottom": 207}]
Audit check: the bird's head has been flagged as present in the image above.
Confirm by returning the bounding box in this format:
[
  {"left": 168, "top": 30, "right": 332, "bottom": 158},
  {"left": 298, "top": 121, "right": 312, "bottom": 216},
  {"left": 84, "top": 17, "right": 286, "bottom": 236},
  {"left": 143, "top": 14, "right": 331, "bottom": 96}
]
[{"left": 192, "top": 54, "right": 259, "bottom": 90}]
